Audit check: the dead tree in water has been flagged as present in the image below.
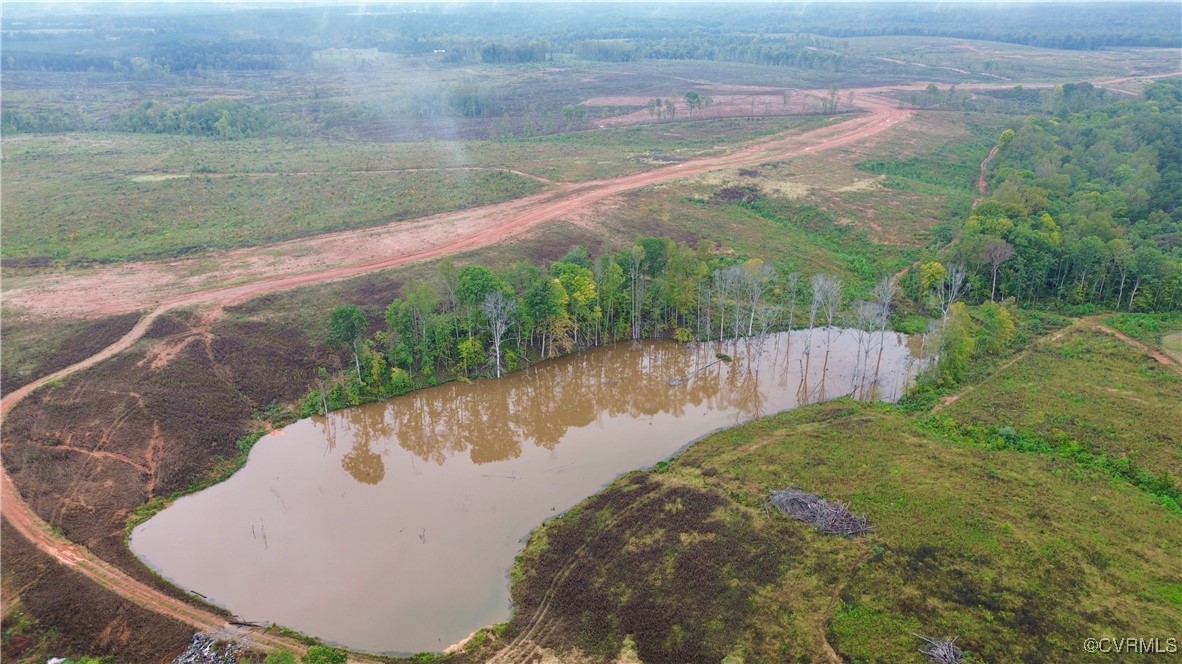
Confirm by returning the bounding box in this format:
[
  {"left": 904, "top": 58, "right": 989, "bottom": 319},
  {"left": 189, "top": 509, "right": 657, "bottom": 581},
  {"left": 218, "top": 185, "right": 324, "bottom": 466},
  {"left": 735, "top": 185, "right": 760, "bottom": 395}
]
[
  {"left": 852, "top": 300, "right": 880, "bottom": 398},
  {"left": 872, "top": 276, "right": 898, "bottom": 379},
  {"left": 812, "top": 274, "right": 842, "bottom": 386}
]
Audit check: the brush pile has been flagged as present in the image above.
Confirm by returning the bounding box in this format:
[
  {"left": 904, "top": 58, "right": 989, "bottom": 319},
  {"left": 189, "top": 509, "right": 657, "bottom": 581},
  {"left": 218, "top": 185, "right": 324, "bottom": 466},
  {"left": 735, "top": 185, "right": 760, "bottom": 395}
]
[
  {"left": 915, "top": 634, "right": 965, "bottom": 664},
  {"left": 767, "top": 488, "right": 872, "bottom": 536},
  {"left": 171, "top": 633, "right": 243, "bottom": 664}
]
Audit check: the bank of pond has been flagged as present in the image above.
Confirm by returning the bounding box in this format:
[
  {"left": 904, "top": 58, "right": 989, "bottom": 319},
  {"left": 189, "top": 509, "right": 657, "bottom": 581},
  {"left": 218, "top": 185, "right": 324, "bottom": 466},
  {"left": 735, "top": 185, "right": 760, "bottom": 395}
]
[{"left": 132, "top": 328, "right": 928, "bottom": 654}]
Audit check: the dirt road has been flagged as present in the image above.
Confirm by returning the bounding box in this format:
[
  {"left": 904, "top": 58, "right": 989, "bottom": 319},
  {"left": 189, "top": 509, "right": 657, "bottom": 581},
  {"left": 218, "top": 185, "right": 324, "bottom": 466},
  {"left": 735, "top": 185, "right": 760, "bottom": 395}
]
[
  {"left": 2, "top": 93, "right": 908, "bottom": 318},
  {"left": 3, "top": 68, "right": 1178, "bottom": 656},
  {"left": 0, "top": 89, "right": 911, "bottom": 657}
]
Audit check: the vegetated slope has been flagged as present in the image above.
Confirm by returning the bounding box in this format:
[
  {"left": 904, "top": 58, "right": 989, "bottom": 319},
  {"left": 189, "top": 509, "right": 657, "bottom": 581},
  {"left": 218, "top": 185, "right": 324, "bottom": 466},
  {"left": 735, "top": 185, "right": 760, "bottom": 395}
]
[
  {"left": 0, "top": 312, "right": 141, "bottom": 395},
  {"left": 943, "top": 326, "right": 1182, "bottom": 480},
  {"left": 485, "top": 339, "right": 1181, "bottom": 663}
]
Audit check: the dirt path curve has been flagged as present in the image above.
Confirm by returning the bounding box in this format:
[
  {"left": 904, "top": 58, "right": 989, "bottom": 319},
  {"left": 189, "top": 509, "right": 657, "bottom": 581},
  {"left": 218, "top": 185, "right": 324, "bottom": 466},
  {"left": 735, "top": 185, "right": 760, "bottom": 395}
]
[
  {"left": 977, "top": 143, "right": 1000, "bottom": 197},
  {"left": 1096, "top": 324, "right": 1179, "bottom": 368},
  {"left": 3, "top": 93, "right": 908, "bottom": 318},
  {"left": 0, "top": 309, "right": 318, "bottom": 655}
]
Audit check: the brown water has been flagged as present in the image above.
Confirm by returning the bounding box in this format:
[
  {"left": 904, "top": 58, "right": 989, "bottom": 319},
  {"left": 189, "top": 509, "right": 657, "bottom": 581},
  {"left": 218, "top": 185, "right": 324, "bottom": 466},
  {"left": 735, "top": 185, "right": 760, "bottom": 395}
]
[{"left": 131, "top": 329, "right": 926, "bottom": 654}]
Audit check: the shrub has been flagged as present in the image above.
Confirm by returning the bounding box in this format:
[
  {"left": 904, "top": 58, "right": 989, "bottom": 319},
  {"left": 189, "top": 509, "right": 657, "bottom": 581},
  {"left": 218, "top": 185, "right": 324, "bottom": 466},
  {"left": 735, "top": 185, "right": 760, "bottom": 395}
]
[{"left": 300, "top": 646, "right": 346, "bottom": 664}]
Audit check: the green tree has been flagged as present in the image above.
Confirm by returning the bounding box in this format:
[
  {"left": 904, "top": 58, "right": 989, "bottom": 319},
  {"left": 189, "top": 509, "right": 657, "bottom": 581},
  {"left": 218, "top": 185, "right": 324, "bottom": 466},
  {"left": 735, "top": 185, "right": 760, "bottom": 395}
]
[
  {"left": 938, "top": 302, "right": 977, "bottom": 385},
  {"left": 552, "top": 261, "right": 599, "bottom": 347},
  {"left": 594, "top": 253, "right": 627, "bottom": 343},
  {"left": 457, "top": 336, "right": 486, "bottom": 376},
  {"left": 525, "top": 276, "right": 570, "bottom": 356},
  {"left": 328, "top": 305, "right": 368, "bottom": 381},
  {"left": 457, "top": 264, "right": 508, "bottom": 337},
  {"left": 561, "top": 104, "right": 587, "bottom": 121}
]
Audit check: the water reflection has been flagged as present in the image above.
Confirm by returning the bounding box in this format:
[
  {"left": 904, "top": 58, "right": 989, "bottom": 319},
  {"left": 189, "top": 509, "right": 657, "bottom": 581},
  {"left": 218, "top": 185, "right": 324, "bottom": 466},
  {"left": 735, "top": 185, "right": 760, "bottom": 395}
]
[
  {"left": 324, "top": 329, "right": 920, "bottom": 477},
  {"left": 131, "top": 329, "right": 926, "bottom": 653}
]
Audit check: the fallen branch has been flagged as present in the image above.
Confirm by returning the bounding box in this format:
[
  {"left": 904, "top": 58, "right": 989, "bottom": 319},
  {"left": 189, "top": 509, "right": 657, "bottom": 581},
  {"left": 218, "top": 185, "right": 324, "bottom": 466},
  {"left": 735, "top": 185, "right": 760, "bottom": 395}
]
[
  {"left": 914, "top": 633, "right": 964, "bottom": 664},
  {"left": 669, "top": 353, "right": 733, "bottom": 386}
]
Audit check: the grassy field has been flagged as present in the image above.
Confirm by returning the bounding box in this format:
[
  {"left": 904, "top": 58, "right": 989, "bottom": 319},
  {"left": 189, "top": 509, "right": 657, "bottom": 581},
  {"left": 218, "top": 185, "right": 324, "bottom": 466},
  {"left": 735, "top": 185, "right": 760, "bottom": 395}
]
[
  {"left": 841, "top": 36, "right": 1182, "bottom": 84},
  {"left": 493, "top": 329, "right": 1181, "bottom": 663},
  {"left": 1, "top": 116, "right": 833, "bottom": 263},
  {"left": 1103, "top": 312, "right": 1182, "bottom": 346},
  {"left": 943, "top": 325, "right": 1182, "bottom": 480}
]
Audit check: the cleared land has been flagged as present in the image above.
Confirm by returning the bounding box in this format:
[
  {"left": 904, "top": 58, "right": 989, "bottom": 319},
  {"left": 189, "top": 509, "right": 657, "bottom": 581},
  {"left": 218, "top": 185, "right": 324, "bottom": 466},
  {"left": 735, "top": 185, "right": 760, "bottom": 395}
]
[
  {"left": 0, "top": 90, "right": 906, "bottom": 318},
  {"left": 0, "top": 115, "right": 835, "bottom": 264},
  {"left": 2, "top": 32, "right": 1179, "bottom": 660},
  {"left": 943, "top": 326, "right": 1182, "bottom": 479}
]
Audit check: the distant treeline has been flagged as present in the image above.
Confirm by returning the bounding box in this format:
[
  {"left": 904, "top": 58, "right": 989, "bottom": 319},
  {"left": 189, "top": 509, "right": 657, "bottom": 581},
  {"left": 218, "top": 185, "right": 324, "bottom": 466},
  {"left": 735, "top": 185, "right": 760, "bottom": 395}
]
[
  {"left": 570, "top": 35, "right": 843, "bottom": 70},
  {"left": 2, "top": 2, "right": 1177, "bottom": 78},
  {"left": 893, "top": 81, "right": 1126, "bottom": 117},
  {"left": 2, "top": 38, "right": 311, "bottom": 72}
]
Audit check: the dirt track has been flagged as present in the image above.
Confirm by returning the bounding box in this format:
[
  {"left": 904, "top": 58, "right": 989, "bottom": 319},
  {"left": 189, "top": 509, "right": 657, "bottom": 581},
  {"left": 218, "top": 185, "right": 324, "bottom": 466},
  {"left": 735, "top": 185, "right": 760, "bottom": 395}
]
[
  {"left": 0, "top": 89, "right": 911, "bottom": 657},
  {"left": 3, "top": 69, "right": 1179, "bottom": 656},
  {"left": 2, "top": 92, "right": 908, "bottom": 319}
]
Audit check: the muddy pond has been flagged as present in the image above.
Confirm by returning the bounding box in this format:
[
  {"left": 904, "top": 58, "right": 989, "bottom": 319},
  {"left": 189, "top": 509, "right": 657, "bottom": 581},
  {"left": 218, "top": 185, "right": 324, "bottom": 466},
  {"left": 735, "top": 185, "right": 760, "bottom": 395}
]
[{"left": 131, "top": 329, "right": 927, "bottom": 653}]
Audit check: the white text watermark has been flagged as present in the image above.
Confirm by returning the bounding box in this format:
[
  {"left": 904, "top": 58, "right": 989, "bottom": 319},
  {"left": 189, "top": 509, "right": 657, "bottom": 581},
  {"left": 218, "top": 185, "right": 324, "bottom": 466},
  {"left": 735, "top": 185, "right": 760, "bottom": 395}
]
[{"left": 1083, "top": 637, "right": 1177, "bottom": 654}]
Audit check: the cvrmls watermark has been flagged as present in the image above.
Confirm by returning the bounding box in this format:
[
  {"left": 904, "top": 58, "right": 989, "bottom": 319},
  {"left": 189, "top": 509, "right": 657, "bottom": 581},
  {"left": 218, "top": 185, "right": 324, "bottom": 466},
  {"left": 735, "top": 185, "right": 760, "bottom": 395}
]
[{"left": 1083, "top": 637, "right": 1178, "bottom": 654}]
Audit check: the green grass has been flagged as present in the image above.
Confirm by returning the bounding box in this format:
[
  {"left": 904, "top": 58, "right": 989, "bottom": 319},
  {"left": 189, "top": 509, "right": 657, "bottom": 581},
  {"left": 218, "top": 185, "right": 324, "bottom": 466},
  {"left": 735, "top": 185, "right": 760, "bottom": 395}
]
[
  {"left": 856, "top": 115, "right": 1004, "bottom": 245},
  {"left": 578, "top": 178, "right": 914, "bottom": 299},
  {"left": 1104, "top": 312, "right": 1182, "bottom": 346},
  {"left": 943, "top": 327, "right": 1182, "bottom": 480},
  {"left": 502, "top": 320, "right": 1181, "bottom": 662},
  {"left": 1, "top": 115, "right": 832, "bottom": 263},
  {"left": 2, "top": 140, "right": 547, "bottom": 262}
]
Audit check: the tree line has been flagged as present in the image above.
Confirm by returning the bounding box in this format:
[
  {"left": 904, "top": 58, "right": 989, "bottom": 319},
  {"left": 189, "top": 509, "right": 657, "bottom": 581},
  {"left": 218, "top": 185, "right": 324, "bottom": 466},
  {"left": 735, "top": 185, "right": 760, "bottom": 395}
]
[
  {"left": 304, "top": 237, "right": 934, "bottom": 415},
  {"left": 570, "top": 35, "right": 843, "bottom": 70},
  {"left": 906, "top": 80, "right": 1181, "bottom": 312},
  {"left": 120, "top": 99, "right": 271, "bottom": 139}
]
